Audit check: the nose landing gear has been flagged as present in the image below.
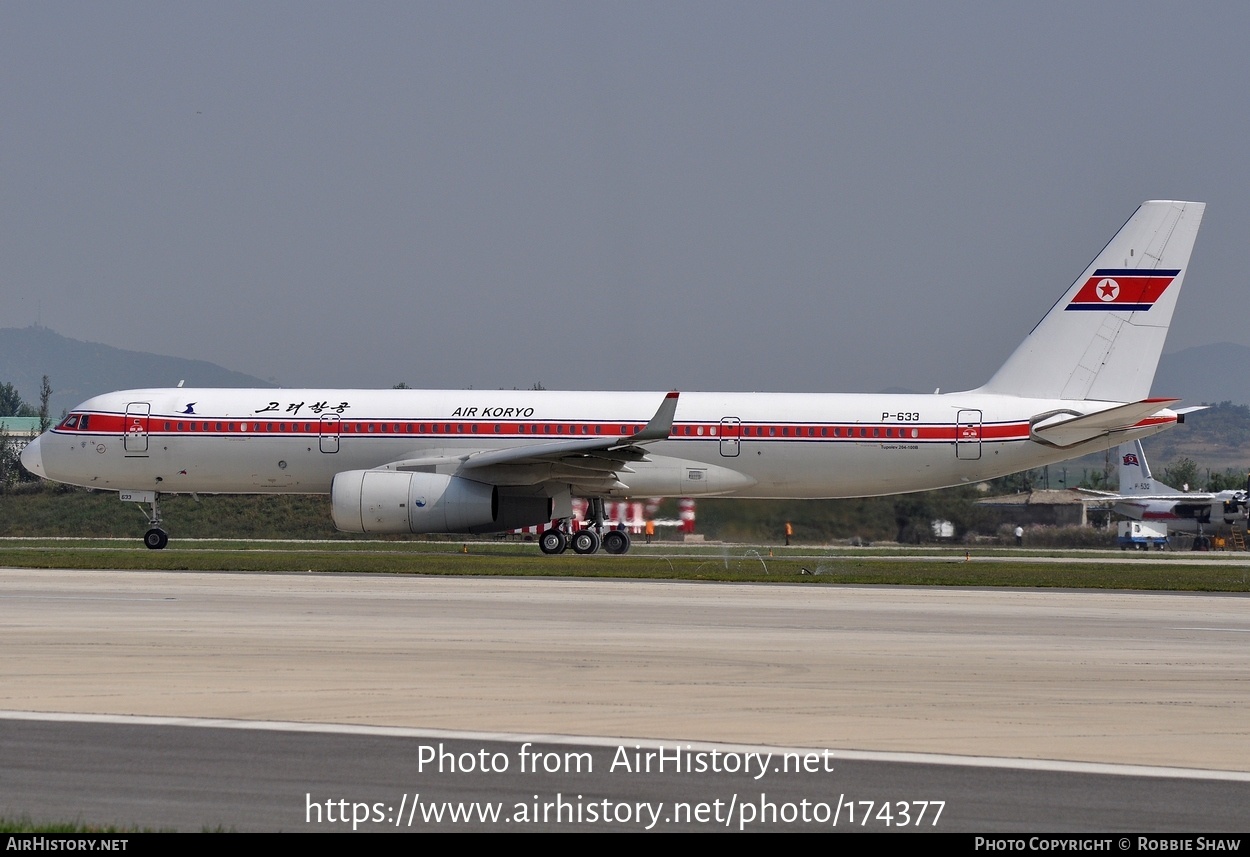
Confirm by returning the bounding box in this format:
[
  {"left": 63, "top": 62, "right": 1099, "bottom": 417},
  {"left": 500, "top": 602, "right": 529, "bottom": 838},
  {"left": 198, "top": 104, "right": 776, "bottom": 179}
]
[{"left": 121, "top": 490, "right": 168, "bottom": 550}]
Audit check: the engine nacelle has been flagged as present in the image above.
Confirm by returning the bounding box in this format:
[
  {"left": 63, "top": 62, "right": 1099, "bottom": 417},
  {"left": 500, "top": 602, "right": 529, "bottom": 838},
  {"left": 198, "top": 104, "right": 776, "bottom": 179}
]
[{"left": 331, "top": 470, "right": 551, "bottom": 534}]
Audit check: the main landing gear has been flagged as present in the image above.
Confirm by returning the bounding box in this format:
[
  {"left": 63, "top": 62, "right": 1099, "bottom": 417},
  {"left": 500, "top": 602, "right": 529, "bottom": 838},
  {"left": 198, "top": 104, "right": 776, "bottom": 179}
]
[
  {"left": 539, "top": 526, "right": 632, "bottom": 555},
  {"left": 537, "top": 498, "right": 634, "bottom": 555}
]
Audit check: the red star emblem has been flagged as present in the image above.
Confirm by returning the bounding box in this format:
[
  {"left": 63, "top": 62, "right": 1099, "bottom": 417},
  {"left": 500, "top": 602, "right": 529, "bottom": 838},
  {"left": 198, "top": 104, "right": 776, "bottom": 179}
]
[{"left": 1096, "top": 278, "right": 1120, "bottom": 301}]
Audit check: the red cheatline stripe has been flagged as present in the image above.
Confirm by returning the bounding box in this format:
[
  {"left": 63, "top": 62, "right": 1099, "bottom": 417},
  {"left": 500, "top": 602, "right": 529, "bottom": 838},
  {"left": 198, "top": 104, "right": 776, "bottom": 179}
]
[{"left": 53, "top": 412, "right": 1042, "bottom": 442}]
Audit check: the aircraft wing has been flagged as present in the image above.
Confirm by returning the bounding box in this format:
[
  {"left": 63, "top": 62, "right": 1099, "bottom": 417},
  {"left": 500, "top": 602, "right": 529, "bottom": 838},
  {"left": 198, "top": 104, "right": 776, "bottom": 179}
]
[
  {"left": 1091, "top": 491, "right": 1223, "bottom": 502},
  {"left": 461, "top": 389, "right": 680, "bottom": 468},
  {"left": 372, "top": 391, "right": 680, "bottom": 493}
]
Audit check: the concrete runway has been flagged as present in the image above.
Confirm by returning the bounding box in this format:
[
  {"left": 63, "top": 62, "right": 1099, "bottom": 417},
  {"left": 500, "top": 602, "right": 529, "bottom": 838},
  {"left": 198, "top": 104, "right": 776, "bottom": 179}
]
[
  {"left": 2, "top": 568, "right": 1249, "bottom": 830},
  {"left": 6, "top": 714, "right": 1250, "bottom": 832}
]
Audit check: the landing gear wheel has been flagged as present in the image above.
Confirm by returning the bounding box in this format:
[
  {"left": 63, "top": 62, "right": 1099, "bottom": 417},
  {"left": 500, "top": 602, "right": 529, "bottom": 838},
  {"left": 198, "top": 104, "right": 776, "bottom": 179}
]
[
  {"left": 602, "top": 529, "right": 631, "bottom": 555},
  {"left": 539, "top": 528, "right": 568, "bottom": 555},
  {"left": 571, "top": 530, "right": 601, "bottom": 555},
  {"left": 144, "top": 528, "right": 169, "bottom": 550}
]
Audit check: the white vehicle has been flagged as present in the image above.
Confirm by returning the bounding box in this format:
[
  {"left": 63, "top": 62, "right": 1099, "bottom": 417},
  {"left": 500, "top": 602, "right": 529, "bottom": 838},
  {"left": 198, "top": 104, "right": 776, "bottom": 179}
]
[
  {"left": 21, "top": 201, "right": 1205, "bottom": 553},
  {"left": 1117, "top": 520, "right": 1169, "bottom": 551}
]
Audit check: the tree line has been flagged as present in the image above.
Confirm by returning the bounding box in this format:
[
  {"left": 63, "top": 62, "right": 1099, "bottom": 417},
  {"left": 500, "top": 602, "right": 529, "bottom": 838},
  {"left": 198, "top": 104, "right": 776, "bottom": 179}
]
[{"left": 0, "top": 376, "right": 52, "bottom": 488}]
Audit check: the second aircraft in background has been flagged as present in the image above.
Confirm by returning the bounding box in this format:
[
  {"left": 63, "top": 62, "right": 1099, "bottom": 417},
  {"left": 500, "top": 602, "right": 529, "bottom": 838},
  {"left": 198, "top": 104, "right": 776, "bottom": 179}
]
[{"left": 1095, "top": 440, "right": 1248, "bottom": 542}]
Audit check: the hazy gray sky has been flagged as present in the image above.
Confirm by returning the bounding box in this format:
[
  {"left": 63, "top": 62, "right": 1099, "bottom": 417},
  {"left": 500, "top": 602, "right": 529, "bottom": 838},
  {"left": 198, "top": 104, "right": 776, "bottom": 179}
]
[{"left": 3, "top": 2, "right": 1247, "bottom": 395}]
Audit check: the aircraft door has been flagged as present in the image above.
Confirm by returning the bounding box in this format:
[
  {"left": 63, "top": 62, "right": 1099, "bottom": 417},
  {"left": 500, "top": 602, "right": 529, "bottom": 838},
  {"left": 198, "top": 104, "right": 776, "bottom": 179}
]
[
  {"left": 124, "top": 402, "right": 149, "bottom": 453},
  {"left": 719, "top": 417, "right": 741, "bottom": 457},
  {"left": 319, "top": 415, "right": 340, "bottom": 453},
  {"left": 955, "top": 409, "right": 982, "bottom": 460}
]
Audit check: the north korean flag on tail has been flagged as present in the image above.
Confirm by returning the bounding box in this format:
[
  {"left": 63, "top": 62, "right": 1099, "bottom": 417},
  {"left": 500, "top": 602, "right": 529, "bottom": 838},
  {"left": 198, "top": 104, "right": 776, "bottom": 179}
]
[
  {"left": 1122, "top": 452, "right": 1140, "bottom": 467},
  {"left": 1065, "top": 268, "right": 1180, "bottom": 311}
]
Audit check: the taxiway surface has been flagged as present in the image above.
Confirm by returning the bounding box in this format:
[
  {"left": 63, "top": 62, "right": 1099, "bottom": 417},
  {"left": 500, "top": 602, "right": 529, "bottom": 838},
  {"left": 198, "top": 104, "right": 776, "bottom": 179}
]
[{"left": 2, "top": 568, "right": 1248, "bottom": 829}]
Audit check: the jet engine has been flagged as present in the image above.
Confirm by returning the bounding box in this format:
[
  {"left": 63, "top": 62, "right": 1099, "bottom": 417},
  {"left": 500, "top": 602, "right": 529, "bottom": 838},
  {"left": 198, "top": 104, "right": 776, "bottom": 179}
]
[{"left": 331, "top": 470, "right": 551, "bottom": 534}]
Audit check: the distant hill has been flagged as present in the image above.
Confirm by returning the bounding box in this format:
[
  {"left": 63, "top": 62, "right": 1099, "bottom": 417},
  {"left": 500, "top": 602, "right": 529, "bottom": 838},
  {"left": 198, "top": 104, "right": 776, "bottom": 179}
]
[
  {"left": 0, "top": 326, "right": 274, "bottom": 417},
  {"left": 1154, "top": 342, "right": 1250, "bottom": 409},
  {"left": 1137, "top": 400, "right": 1250, "bottom": 479}
]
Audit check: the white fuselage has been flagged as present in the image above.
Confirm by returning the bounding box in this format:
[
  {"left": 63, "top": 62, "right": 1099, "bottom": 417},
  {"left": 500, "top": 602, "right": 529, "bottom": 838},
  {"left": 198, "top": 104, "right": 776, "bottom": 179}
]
[
  {"left": 1114, "top": 495, "right": 1244, "bottom": 533},
  {"left": 28, "top": 387, "right": 1178, "bottom": 500}
]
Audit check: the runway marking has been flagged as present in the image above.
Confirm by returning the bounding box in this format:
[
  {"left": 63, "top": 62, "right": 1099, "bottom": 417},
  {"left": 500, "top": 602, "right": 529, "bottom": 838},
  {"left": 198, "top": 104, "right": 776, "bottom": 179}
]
[
  {"left": 3, "top": 709, "right": 1248, "bottom": 782},
  {"left": 1174, "top": 627, "right": 1250, "bottom": 632},
  {"left": 0, "top": 595, "right": 176, "bottom": 602}
]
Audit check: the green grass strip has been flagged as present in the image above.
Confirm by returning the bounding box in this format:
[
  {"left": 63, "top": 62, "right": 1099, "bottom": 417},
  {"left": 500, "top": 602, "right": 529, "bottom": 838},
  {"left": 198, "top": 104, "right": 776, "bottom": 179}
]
[{"left": 2, "top": 543, "right": 1249, "bottom": 591}]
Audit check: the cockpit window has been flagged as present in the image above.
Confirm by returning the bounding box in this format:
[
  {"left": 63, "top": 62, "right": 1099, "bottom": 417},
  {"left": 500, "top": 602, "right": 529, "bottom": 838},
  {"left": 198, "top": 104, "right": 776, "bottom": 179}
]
[
  {"left": 78, "top": 414, "right": 89, "bottom": 431},
  {"left": 60, "top": 414, "right": 79, "bottom": 429}
]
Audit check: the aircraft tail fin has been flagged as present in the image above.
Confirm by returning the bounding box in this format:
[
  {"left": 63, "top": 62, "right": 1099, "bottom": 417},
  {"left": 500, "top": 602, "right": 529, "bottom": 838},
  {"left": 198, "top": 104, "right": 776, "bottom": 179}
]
[
  {"left": 979, "top": 200, "right": 1205, "bottom": 402},
  {"left": 1117, "top": 440, "right": 1181, "bottom": 496}
]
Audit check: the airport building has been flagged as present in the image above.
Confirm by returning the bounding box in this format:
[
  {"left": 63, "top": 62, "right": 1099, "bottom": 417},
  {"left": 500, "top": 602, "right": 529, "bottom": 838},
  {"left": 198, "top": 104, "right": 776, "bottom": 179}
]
[{"left": 0, "top": 417, "right": 42, "bottom": 452}]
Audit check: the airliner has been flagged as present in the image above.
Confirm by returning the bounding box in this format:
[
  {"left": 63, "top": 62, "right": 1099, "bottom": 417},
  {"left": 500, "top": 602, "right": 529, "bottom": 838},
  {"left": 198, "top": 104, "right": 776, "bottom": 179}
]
[
  {"left": 21, "top": 200, "right": 1206, "bottom": 554},
  {"left": 1095, "top": 439, "right": 1246, "bottom": 536}
]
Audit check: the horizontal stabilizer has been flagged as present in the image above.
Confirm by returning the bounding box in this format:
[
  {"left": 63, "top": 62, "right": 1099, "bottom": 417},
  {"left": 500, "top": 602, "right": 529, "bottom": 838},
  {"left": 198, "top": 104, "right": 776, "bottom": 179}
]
[
  {"left": 1175, "top": 405, "right": 1207, "bottom": 425},
  {"left": 1031, "top": 398, "right": 1178, "bottom": 448}
]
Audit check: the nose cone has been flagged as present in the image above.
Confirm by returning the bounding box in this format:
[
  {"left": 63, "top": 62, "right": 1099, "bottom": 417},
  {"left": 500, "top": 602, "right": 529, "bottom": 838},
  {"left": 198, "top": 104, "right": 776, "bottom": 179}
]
[{"left": 19, "top": 434, "right": 45, "bottom": 478}]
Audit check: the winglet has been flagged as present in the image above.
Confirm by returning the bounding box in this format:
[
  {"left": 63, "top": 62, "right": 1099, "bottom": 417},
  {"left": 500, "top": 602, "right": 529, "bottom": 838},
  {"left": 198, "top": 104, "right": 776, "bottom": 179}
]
[{"left": 630, "top": 391, "right": 680, "bottom": 441}]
